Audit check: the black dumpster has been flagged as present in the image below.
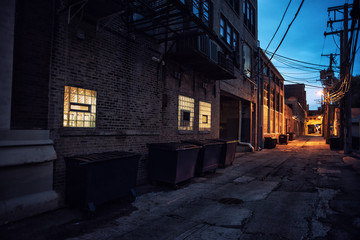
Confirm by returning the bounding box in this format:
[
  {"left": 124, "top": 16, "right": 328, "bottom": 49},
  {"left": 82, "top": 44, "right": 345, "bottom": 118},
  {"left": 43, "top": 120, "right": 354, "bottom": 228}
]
[
  {"left": 287, "top": 132, "right": 295, "bottom": 141},
  {"left": 207, "top": 139, "right": 238, "bottom": 168},
  {"left": 278, "top": 134, "right": 289, "bottom": 145},
  {"left": 147, "top": 143, "right": 201, "bottom": 185},
  {"left": 182, "top": 139, "right": 222, "bottom": 175},
  {"left": 329, "top": 137, "right": 342, "bottom": 150},
  {"left": 65, "top": 151, "right": 140, "bottom": 211},
  {"left": 264, "top": 137, "right": 277, "bottom": 149}
]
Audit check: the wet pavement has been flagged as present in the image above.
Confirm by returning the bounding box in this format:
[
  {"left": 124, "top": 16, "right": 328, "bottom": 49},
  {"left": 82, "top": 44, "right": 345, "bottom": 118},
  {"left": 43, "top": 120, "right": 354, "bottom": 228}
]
[{"left": 1, "top": 136, "right": 360, "bottom": 240}]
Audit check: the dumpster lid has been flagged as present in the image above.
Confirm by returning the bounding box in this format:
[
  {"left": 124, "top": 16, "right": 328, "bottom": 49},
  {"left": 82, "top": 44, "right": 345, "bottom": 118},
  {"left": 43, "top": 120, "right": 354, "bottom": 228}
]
[
  {"left": 70, "top": 151, "right": 139, "bottom": 163},
  {"left": 206, "top": 139, "right": 238, "bottom": 144},
  {"left": 147, "top": 142, "right": 201, "bottom": 151},
  {"left": 181, "top": 139, "right": 223, "bottom": 146}
]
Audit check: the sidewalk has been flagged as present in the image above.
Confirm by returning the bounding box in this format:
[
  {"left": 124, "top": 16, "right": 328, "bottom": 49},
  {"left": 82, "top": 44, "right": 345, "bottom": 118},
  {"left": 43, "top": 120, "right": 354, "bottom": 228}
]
[{"left": 2, "top": 136, "right": 360, "bottom": 240}]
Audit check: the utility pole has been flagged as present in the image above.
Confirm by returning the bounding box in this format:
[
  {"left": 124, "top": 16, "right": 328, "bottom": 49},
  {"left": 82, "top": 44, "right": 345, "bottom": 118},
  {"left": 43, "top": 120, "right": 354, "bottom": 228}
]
[
  {"left": 343, "top": 4, "right": 352, "bottom": 154},
  {"left": 324, "top": 3, "right": 358, "bottom": 153},
  {"left": 320, "top": 53, "right": 338, "bottom": 144},
  {"left": 257, "top": 46, "right": 264, "bottom": 149}
]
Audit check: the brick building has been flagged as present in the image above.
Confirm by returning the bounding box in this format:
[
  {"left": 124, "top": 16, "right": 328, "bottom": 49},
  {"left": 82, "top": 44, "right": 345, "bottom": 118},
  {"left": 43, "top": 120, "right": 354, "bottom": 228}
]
[
  {"left": 285, "top": 84, "right": 307, "bottom": 136},
  {"left": 0, "top": 0, "right": 258, "bottom": 223},
  {"left": 259, "top": 50, "right": 285, "bottom": 142},
  {"left": 284, "top": 104, "right": 297, "bottom": 134}
]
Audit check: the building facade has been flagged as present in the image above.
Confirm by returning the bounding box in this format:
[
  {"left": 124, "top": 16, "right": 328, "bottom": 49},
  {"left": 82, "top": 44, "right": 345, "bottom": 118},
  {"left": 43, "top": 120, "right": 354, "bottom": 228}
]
[
  {"left": 0, "top": 0, "right": 259, "bottom": 223},
  {"left": 259, "top": 50, "right": 285, "bottom": 141},
  {"left": 285, "top": 84, "right": 307, "bottom": 136}
]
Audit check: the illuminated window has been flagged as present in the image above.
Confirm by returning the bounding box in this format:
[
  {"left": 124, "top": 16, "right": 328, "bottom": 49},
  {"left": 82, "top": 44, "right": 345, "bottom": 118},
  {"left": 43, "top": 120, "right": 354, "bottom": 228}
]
[
  {"left": 199, "top": 101, "right": 211, "bottom": 131},
  {"left": 63, "top": 86, "right": 97, "bottom": 128},
  {"left": 178, "top": 95, "right": 194, "bottom": 131}
]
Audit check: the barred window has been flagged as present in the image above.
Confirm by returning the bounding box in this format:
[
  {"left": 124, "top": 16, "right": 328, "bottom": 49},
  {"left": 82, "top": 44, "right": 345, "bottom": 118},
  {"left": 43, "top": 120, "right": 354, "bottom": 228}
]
[
  {"left": 199, "top": 101, "right": 211, "bottom": 131},
  {"left": 63, "top": 86, "right": 96, "bottom": 128},
  {"left": 178, "top": 95, "right": 195, "bottom": 131}
]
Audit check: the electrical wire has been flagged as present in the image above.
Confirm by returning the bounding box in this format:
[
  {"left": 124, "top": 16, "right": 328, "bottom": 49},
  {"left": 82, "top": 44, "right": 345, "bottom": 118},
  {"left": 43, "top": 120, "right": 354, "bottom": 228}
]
[
  {"left": 265, "top": 0, "right": 292, "bottom": 52},
  {"left": 268, "top": 0, "right": 305, "bottom": 61},
  {"left": 264, "top": 49, "right": 340, "bottom": 68}
]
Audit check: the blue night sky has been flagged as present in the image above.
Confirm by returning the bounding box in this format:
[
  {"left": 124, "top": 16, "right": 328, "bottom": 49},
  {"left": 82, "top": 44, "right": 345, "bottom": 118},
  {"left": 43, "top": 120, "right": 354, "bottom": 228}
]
[{"left": 258, "top": 0, "right": 360, "bottom": 110}]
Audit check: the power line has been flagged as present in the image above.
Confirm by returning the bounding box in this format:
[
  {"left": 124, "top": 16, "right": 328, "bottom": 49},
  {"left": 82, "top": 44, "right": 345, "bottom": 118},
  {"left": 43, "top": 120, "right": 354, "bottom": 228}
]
[
  {"left": 265, "top": 0, "right": 292, "bottom": 52},
  {"left": 264, "top": 49, "right": 339, "bottom": 68},
  {"left": 283, "top": 79, "right": 323, "bottom": 88},
  {"left": 268, "top": 0, "right": 305, "bottom": 61}
]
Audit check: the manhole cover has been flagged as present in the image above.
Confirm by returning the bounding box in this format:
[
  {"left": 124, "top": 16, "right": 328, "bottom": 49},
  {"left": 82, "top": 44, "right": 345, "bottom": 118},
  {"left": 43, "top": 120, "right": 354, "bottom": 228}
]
[{"left": 218, "top": 198, "right": 243, "bottom": 205}]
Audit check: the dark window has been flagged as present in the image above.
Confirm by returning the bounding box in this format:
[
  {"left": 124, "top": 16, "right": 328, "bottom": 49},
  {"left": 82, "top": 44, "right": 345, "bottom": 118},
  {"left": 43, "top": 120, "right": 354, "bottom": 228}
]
[
  {"left": 192, "top": 0, "right": 210, "bottom": 26},
  {"left": 220, "top": 15, "right": 239, "bottom": 50},
  {"left": 263, "top": 64, "right": 268, "bottom": 76},
  {"left": 220, "top": 18, "right": 225, "bottom": 37},
  {"left": 181, "top": 110, "right": 191, "bottom": 126},
  {"left": 243, "top": 0, "right": 256, "bottom": 35},
  {"left": 226, "top": 0, "right": 240, "bottom": 14}
]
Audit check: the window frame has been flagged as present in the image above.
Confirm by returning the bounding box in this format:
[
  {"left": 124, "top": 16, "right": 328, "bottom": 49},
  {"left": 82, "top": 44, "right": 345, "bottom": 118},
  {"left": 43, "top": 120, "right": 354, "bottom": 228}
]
[
  {"left": 192, "top": 0, "right": 211, "bottom": 26},
  {"left": 178, "top": 95, "right": 195, "bottom": 131},
  {"left": 63, "top": 86, "right": 97, "bottom": 128},
  {"left": 199, "top": 101, "right": 211, "bottom": 131},
  {"left": 243, "top": 0, "right": 256, "bottom": 35},
  {"left": 220, "top": 15, "right": 239, "bottom": 50},
  {"left": 243, "top": 43, "right": 252, "bottom": 78},
  {"left": 226, "top": 0, "right": 240, "bottom": 15}
]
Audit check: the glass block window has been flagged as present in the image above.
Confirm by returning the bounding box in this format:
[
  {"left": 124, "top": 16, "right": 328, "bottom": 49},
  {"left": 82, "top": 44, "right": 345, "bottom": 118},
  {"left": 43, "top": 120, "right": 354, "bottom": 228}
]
[
  {"left": 63, "top": 86, "right": 97, "bottom": 128},
  {"left": 178, "top": 95, "right": 195, "bottom": 131},
  {"left": 199, "top": 101, "right": 211, "bottom": 131}
]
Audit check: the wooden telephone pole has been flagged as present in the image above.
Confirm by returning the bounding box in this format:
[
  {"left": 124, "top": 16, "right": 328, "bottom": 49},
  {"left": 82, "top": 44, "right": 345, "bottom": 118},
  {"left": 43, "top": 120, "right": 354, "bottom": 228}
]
[
  {"left": 324, "top": 3, "right": 359, "bottom": 153},
  {"left": 320, "top": 53, "right": 338, "bottom": 144}
]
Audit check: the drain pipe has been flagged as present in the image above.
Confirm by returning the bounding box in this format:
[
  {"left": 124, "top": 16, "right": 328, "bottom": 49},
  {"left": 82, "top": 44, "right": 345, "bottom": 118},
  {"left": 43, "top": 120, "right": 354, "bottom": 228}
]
[{"left": 238, "top": 101, "right": 255, "bottom": 152}]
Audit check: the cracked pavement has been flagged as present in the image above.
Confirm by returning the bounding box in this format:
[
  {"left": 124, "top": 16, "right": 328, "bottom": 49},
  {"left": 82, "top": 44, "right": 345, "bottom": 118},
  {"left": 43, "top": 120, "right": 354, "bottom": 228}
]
[{"left": 2, "top": 136, "right": 360, "bottom": 240}]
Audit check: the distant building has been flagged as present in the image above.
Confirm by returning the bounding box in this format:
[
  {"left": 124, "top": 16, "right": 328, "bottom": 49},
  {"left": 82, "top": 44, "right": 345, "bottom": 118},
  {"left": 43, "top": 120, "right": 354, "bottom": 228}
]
[{"left": 285, "top": 84, "right": 307, "bottom": 136}]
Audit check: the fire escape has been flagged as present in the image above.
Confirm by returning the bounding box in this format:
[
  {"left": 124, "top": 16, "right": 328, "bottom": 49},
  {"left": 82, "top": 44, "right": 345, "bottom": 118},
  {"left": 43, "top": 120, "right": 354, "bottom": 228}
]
[{"left": 70, "top": 0, "right": 236, "bottom": 80}]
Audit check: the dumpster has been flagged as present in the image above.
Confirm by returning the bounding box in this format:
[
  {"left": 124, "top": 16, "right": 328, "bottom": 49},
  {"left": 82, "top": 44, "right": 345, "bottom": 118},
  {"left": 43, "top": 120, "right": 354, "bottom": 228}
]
[
  {"left": 182, "top": 139, "right": 222, "bottom": 175},
  {"left": 264, "top": 137, "right": 277, "bottom": 149},
  {"left": 278, "top": 134, "right": 289, "bottom": 145},
  {"left": 65, "top": 151, "right": 140, "bottom": 211},
  {"left": 287, "top": 132, "right": 295, "bottom": 141},
  {"left": 147, "top": 143, "right": 201, "bottom": 186},
  {"left": 207, "top": 139, "right": 238, "bottom": 168},
  {"left": 329, "top": 137, "right": 342, "bottom": 150}
]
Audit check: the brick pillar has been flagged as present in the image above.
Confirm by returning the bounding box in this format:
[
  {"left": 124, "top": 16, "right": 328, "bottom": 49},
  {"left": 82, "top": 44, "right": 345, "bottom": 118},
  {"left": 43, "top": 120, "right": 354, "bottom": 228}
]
[{"left": 0, "top": 0, "right": 15, "bottom": 129}]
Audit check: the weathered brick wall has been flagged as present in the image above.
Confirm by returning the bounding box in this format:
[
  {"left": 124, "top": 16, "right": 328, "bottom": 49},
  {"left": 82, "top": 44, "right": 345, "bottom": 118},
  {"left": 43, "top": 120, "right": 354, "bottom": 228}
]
[
  {"left": 11, "top": 0, "right": 54, "bottom": 129},
  {"left": 161, "top": 63, "right": 220, "bottom": 142},
  {"left": 48, "top": 1, "right": 221, "bottom": 201}
]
